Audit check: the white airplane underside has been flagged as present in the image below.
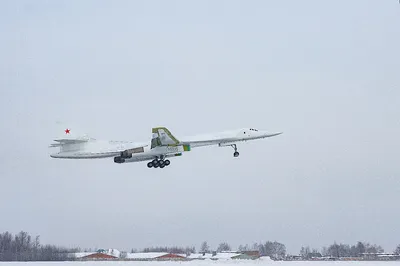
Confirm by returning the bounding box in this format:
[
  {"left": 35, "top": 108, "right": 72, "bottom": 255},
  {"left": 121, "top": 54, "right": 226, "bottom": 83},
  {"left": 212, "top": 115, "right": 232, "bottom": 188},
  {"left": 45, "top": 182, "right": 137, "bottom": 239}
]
[{"left": 49, "top": 127, "right": 281, "bottom": 169}]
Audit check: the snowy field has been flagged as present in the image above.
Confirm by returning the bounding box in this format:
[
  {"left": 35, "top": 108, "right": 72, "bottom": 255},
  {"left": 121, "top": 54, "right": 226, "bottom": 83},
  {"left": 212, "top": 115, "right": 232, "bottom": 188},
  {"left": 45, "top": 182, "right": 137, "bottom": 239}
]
[{"left": 1, "top": 260, "right": 400, "bottom": 266}]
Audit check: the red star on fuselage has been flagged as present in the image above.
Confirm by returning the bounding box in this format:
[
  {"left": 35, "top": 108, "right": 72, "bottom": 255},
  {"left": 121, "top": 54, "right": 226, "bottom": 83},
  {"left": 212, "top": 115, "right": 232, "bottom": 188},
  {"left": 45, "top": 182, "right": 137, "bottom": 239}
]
[{"left": 65, "top": 128, "right": 70, "bottom": 134}]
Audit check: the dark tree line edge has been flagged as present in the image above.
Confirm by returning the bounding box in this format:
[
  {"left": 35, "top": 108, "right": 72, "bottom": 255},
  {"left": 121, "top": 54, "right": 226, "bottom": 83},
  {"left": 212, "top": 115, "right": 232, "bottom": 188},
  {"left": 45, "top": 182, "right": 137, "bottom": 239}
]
[{"left": 1, "top": 231, "right": 399, "bottom": 261}]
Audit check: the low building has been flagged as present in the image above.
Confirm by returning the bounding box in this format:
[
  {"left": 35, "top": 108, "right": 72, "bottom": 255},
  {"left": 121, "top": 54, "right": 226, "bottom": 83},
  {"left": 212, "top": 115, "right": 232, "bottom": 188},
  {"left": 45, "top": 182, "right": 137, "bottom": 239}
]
[
  {"left": 376, "top": 254, "right": 400, "bottom": 261},
  {"left": 77, "top": 252, "right": 118, "bottom": 260},
  {"left": 212, "top": 252, "right": 241, "bottom": 260},
  {"left": 242, "top": 251, "right": 260, "bottom": 257},
  {"left": 361, "top": 253, "right": 400, "bottom": 261},
  {"left": 187, "top": 253, "right": 214, "bottom": 260},
  {"left": 188, "top": 251, "right": 260, "bottom": 260},
  {"left": 235, "top": 250, "right": 260, "bottom": 259},
  {"left": 126, "top": 252, "right": 187, "bottom": 261},
  {"left": 73, "top": 249, "right": 120, "bottom": 261},
  {"left": 284, "top": 255, "right": 303, "bottom": 261}
]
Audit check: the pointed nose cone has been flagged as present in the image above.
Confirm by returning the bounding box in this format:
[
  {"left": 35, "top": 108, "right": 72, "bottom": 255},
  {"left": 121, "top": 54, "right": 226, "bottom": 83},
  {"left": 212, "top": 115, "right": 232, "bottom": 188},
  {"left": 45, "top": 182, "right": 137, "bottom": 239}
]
[
  {"left": 262, "top": 131, "right": 283, "bottom": 138},
  {"left": 270, "top": 132, "right": 283, "bottom": 137}
]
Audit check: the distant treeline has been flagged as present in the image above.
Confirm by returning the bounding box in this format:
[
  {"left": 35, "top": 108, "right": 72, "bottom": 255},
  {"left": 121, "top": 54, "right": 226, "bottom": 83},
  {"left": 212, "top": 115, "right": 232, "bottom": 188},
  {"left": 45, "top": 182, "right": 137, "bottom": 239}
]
[
  {"left": 2, "top": 231, "right": 400, "bottom": 261},
  {"left": 140, "top": 246, "right": 196, "bottom": 254},
  {"left": 0, "top": 231, "right": 75, "bottom": 261},
  {"left": 193, "top": 240, "right": 400, "bottom": 260},
  {"left": 299, "top": 241, "right": 400, "bottom": 259},
  {"left": 144, "top": 240, "right": 400, "bottom": 260},
  {"left": 136, "top": 241, "right": 287, "bottom": 258}
]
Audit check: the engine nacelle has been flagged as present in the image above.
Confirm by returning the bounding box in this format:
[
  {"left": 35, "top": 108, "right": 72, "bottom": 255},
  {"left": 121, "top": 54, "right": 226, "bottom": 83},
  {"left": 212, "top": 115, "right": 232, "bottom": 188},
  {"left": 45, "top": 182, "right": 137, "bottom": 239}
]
[
  {"left": 114, "top": 156, "right": 125, "bottom": 163},
  {"left": 120, "top": 146, "right": 145, "bottom": 158},
  {"left": 120, "top": 150, "right": 132, "bottom": 158}
]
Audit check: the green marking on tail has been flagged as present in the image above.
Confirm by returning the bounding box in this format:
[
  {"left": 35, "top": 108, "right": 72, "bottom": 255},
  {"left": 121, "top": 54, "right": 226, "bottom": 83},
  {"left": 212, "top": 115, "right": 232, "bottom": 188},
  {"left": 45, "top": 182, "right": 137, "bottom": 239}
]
[{"left": 151, "top": 127, "right": 180, "bottom": 147}]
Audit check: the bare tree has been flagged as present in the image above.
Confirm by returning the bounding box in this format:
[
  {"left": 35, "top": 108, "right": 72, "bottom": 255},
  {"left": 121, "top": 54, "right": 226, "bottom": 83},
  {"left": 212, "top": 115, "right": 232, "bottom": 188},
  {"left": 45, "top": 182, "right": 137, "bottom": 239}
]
[
  {"left": 327, "top": 242, "right": 340, "bottom": 258},
  {"left": 300, "top": 246, "right": 311, "bottom": 258},
  {"left": 355, "top": 241, "right": 365, "bottom": 256},
  {"left": 200, "top": 241, "right": 210, "bottom": 253},
  {"left": 321, "top": 246, "right": 328, "bottom": 256},
  {"left": 238, "top": 244, "right": 249, "bottom": 251},
  {"left": 142, "top": 246, "right": 195, "bottom": 254},
  {"left": 323, "top": 241, "right": 384, "bottom": 258},
  {"left": 251, "top": 243, "right": 260, "bottom": 251},
  {"left": 217, "top": 242, "right": 231, "bottom": 252},
  {"left": 260, "top": 241, "right": 286, "bottom": 259},
  {"left": 185, "top": 246, "right": 196, "bottom": 255},
  {"left": 394, "top": 245, "right": 400, "bottom": 255},
  {"left": 0, "top": 231, "right": 74, "bottom": 261},
  {"left": 364, "top": 243, "right": 384, "bottom": 253}
]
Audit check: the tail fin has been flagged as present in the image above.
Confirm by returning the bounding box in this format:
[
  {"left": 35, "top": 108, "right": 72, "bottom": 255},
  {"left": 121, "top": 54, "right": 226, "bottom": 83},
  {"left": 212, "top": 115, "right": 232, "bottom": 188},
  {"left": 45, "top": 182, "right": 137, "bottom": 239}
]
[{"left": 151, "top": 127, "right": 180, "bottom": 148}]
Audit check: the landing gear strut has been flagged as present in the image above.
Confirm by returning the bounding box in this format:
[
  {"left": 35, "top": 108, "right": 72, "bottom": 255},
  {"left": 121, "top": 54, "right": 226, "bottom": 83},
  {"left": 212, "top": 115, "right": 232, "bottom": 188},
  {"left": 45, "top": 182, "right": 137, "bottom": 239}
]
[
  {"left": 231, "top": 144, "right": 239, "bottom": 157},
  {"left": 147, "top": 158, "right": 171, "bottom": 169}
]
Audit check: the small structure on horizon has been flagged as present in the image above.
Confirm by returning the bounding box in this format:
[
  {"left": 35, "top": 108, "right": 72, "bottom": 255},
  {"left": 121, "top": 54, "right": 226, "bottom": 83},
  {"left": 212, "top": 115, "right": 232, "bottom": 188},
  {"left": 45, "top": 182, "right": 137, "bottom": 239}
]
[
  {"left": 187, "top": 250, "right": 260, "bottom": 260},
  {"left": 71, "top": 249, "right": 262, "bottom": 261},
  {"left": 125, "top": 252, "right": 187, "bottom": 261},
  {"left": 72, "top": 248, "right": 120, "bottom": 261}
]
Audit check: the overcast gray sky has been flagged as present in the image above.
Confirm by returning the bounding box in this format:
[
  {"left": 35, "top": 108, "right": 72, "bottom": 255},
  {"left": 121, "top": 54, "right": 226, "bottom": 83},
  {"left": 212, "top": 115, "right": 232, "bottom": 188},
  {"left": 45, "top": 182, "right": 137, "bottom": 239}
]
[{"left": 1, "top": 0, "right": 399, "bottom": 254}]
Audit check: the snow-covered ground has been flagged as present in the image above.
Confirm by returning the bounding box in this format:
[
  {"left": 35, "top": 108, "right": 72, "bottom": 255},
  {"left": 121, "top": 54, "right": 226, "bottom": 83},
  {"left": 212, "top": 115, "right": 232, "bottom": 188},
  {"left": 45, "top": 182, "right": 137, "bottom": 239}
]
[{"left": 1, "top": 260, "right": 400, "bottom": 266}]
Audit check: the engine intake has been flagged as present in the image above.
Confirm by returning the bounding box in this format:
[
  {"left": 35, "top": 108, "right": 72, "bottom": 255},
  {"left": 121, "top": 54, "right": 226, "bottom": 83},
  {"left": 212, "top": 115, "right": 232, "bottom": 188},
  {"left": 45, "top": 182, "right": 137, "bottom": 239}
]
[{"left": 114, "top": 156, "right": 125, "bottom": 163}]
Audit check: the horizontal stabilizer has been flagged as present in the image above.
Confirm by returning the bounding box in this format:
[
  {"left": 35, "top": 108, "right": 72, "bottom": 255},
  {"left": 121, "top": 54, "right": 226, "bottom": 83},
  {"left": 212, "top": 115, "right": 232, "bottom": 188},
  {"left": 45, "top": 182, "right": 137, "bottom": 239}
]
[
  {"left": 53, "top": 139, "right": 88, "bottom": 144},
  {"left": 49, "top": 143, "right": 62, "bottom": 147},
  {"left": 49, "top": 138, "right": 89, "bottom": 149}
]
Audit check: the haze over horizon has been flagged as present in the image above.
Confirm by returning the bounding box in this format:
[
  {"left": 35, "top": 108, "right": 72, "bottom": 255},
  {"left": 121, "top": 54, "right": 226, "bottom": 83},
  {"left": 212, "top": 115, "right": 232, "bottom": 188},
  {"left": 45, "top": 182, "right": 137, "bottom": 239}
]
[{"left": 0, "top": 0, "right": 399, "bottom": 254}]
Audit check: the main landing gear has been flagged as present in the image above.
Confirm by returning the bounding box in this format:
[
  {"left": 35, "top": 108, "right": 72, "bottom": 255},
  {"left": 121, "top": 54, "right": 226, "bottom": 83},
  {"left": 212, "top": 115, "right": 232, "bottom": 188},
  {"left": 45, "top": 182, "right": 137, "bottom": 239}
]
[
  {"left": 231, "top": 144, "right": 240, "bottom": 157},
  {"left": 147, "top": 158, "right": 171, "bottom": 169}
]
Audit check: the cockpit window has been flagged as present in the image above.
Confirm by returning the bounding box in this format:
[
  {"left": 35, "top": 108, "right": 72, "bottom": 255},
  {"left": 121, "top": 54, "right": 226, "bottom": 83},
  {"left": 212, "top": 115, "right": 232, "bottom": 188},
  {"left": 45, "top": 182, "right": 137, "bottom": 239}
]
[{"left": 249, "top": 128, "right": 258, "bottom": 131}]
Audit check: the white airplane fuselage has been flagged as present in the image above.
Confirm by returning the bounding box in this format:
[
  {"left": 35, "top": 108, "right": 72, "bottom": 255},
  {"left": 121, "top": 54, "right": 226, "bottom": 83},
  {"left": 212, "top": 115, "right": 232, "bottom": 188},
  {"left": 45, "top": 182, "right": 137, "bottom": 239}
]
[{"left": 50, "top": 127, "right": 281, "bottom": 167}]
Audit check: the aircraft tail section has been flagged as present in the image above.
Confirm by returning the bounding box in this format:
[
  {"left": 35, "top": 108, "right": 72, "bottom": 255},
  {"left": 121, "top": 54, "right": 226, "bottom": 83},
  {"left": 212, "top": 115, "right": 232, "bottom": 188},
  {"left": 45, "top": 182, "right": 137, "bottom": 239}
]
[
  {"left": 50, "top": 138, "right": 89, "bottom": 152},
  {"left": 50, "top": 125, "right": 92, "bottom": 153},
  {"left": 151, "top": 127, "right": 180, "bottom": 148}
]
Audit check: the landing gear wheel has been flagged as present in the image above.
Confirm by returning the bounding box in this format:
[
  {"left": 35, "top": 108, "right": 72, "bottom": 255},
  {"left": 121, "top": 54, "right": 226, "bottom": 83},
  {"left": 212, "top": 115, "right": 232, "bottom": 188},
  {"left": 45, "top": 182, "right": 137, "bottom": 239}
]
[
  {"left": 153, "top": 162, "right": 159, "bottom": 168},
  {"left": 231, "top": 144, "right": 239, "bottom": 157},
  {"left": 159, "top": 163, "right": 165, "bottom": 168},
  {"left": 164, "top": 159, "right": 170, "bottom": 166},
  {"left": 147, "top": 162, "right": 153, "bottom": 168}
]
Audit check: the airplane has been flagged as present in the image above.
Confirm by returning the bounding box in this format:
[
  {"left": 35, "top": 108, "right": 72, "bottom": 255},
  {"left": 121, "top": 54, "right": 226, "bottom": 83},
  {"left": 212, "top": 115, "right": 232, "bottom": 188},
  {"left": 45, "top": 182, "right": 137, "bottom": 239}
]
[{"left": 49, "top": 127, "right": 282, "bottom": 168}]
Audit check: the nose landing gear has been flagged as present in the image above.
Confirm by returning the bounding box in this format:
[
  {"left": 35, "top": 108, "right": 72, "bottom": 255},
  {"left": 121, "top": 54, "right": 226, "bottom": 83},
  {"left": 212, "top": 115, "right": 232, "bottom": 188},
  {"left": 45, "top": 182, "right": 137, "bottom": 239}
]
[{"left": 231, "top": 144, "right": 240, "bottom": 157}]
